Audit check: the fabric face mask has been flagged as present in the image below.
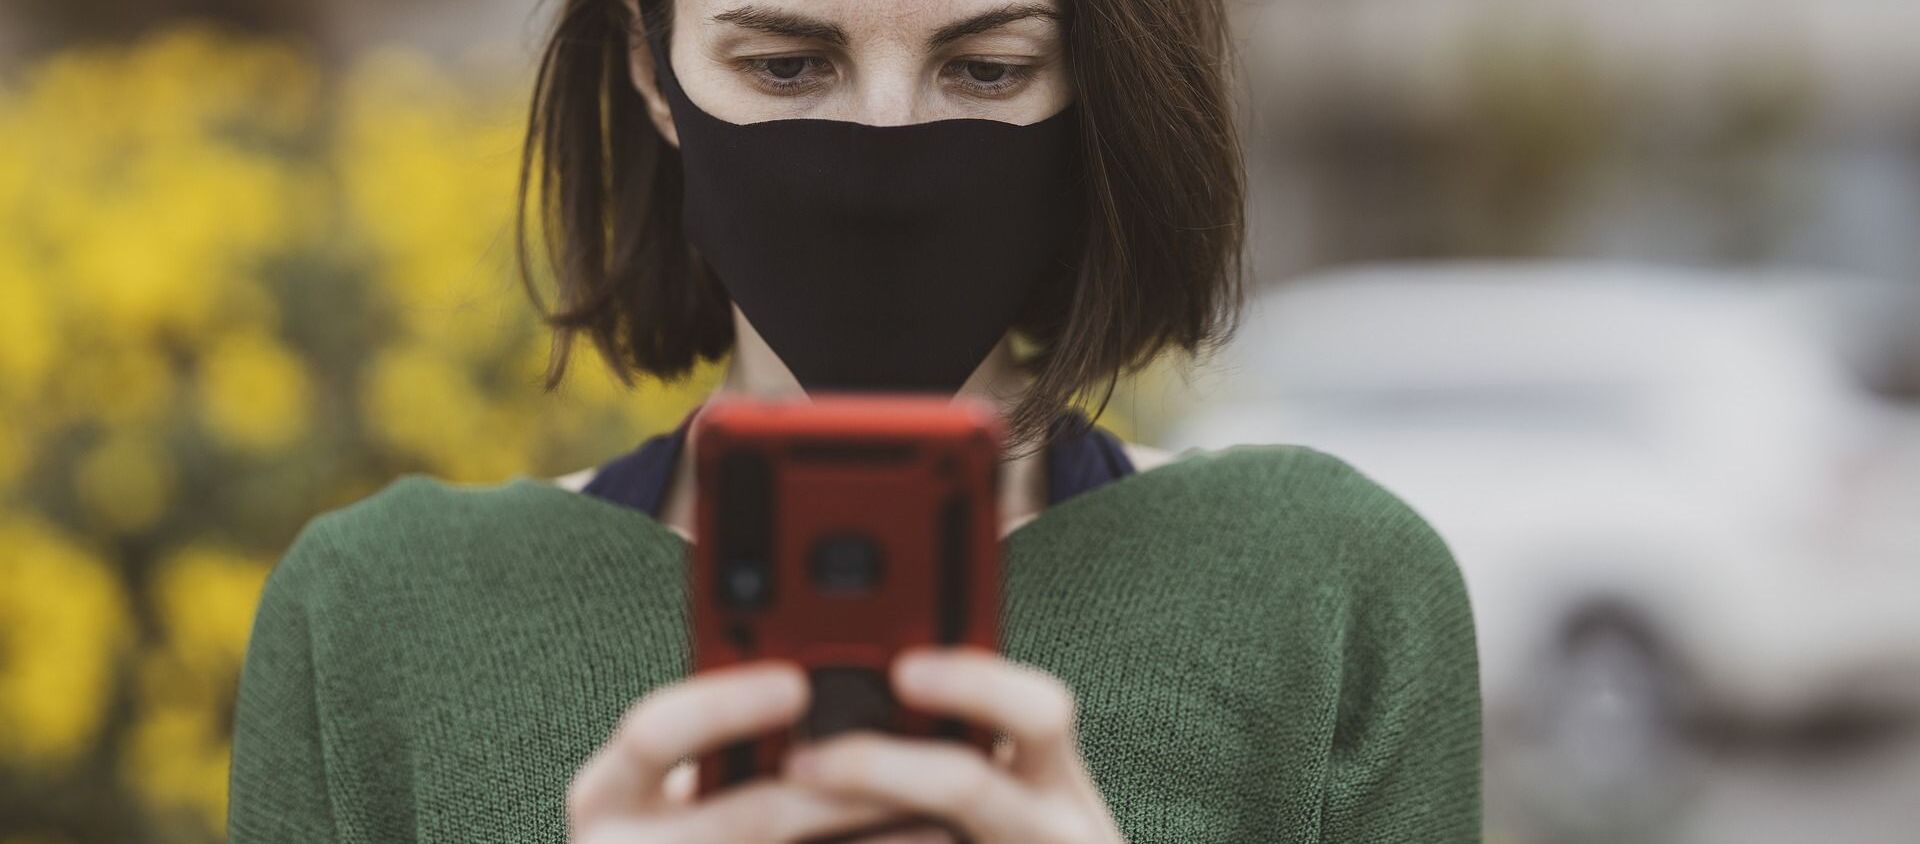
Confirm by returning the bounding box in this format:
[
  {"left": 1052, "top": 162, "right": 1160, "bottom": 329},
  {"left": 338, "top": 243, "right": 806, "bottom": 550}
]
[{"left": 645, "top": 24, "right": 1084, "bottom": 394}]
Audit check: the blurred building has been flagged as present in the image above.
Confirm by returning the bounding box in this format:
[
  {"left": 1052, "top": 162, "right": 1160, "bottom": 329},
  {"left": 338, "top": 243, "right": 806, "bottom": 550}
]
[{"left": 1242, "top": 0, "right": 1920, "bottom": 303}]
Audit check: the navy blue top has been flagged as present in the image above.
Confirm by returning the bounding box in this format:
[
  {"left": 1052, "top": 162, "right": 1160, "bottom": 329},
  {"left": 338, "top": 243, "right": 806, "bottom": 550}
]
[{"left": 581, "top": 405, "right": 1136, "bottom": 519}]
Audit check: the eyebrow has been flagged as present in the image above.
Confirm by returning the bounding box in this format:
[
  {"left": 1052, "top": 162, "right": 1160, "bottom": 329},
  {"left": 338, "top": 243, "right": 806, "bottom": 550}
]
[
  {"left": 711, "top": 5, "right": 849, "bottom": 46},
  {"left": 709, "top": 3, "right": 1062, "bottom": 51},
  {"left": 926, "top": 3, "right": 1061, "bottom": 49}
]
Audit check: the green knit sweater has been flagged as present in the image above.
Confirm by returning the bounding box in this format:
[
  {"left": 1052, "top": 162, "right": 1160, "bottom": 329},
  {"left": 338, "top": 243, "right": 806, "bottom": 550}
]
[{"left": 228, "top": 443, "right": 1481, "bottom": 842}]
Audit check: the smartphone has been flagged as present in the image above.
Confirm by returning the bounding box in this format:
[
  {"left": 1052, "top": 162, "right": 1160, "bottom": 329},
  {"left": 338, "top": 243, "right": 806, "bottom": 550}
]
[{"left": 689, "top": 393, "right": 1004, "bottom": 796}]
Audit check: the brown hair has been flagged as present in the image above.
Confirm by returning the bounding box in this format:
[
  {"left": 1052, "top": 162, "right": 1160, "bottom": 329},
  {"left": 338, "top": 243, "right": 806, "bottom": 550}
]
[{"left": 516, "top": 0, "right": 1246, "bottom": 451}]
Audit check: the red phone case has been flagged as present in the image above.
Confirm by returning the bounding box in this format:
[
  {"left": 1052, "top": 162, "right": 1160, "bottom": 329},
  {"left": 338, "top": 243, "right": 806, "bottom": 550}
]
[{"left": 689, "top": 394, "right": 1004, "bottom": 796}]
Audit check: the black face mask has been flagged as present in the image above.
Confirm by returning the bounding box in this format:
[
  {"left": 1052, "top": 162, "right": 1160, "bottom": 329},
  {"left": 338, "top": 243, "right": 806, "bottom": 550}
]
[{"left": 645, "top": 23, "right": 1083, "bottom": 394}]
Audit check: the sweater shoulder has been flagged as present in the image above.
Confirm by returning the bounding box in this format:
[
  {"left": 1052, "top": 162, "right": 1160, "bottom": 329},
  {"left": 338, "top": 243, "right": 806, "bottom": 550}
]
[
  {"left": 310, "top": 472, "right": 548, "bottom": 538},
  {"left": 300, "top": 473, "right": 538, "bottom": 569},
  {"left": 266, "top": 473, "right": 666, "bottom": 603},
  {"left": 1165, "top": 442, "right": 1416, "bottom": 512},
  {"left": 1167, "top": 444, "right": 1480, "bottom": 724},
  {"left": 1147, "top": 444, "right": 1469, "bottom": 612},
  {"left": 1166, "top": 443, "right": 1453, "bottom": 555}
]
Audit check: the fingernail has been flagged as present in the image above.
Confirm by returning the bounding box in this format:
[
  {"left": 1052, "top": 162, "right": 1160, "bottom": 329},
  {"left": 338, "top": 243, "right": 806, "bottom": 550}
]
[
  {"left": 754, "top": 662, "right": 806, "bottom": 705},
  {"left": 776, "top": 667, "right": 807, "bottom": 704},
  {"left": 897, "top": 654, "right": 938, "bottom": 694}
]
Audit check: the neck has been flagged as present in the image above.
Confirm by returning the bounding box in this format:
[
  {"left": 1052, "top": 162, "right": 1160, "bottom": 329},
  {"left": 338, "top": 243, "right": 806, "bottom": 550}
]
[{"left": 655, "top": 313, "right": 1047, "bottom": 542}]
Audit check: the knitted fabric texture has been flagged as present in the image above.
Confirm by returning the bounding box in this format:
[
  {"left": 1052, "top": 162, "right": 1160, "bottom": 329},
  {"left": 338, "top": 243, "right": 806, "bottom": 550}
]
[{"left": 228, "top": 443, "right": 1482, "bottom": 842}]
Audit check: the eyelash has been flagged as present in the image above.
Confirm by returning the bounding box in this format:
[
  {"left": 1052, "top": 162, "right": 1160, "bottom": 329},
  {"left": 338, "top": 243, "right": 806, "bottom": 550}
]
[{"left": 737, "top": 56, "right": 1037, "bottom": 98}]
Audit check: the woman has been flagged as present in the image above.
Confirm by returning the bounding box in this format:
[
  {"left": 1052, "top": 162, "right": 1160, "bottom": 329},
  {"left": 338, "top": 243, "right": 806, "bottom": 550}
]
[{"left": 228, "top": 0, "right": 1481, "bottom": 841}]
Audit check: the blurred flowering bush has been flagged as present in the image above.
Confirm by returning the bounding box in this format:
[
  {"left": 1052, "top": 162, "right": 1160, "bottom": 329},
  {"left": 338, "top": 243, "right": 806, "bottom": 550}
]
[{"left": 0, "top": 23, "right": 716, "bottom": 843}]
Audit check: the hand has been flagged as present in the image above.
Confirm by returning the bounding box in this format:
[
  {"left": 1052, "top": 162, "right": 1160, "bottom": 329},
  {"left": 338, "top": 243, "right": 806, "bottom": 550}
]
[
  {"left": 780, "top": 647, "right": 1127, "bottom": 844},
  {"left": 566, "top": 661, "right": 915, "bottom": 843}
]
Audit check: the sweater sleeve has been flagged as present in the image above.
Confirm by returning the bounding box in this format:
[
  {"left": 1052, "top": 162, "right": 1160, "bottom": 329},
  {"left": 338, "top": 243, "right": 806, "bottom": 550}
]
[
  {"left": 228, "top": 517, "right": 341, "bottom": 842},
  {"left": 1314, "top": 466, "right": 1483, "bottom": 843}
]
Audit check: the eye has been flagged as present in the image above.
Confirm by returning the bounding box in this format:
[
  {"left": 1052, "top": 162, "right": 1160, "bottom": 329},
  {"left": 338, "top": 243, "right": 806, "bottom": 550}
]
[
  {"left": 966, "top": 62, "right": 1006, "bottom": 83},
  {"left": 736, "top": 56, "right": 1039, "bottom": 99},
  {"left": 944, "top": 60, "right": 1036, "bottom": 97},
  {"left": 763, "top": 56, "right": 809, "bottom": 80},
  {"left": 739, "top": 55, "right": 833, "bottom": 94}
]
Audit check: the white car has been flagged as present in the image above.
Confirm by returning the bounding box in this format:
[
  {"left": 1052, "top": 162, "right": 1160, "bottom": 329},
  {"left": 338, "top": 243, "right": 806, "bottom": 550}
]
[{"left": 1161, "top": 261, "right": 1920, "bottom": 844}]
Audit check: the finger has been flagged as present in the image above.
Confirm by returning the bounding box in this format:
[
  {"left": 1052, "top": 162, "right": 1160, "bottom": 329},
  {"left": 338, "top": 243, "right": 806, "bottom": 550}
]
[
  {"left": 658, "top": 780, "right": 910, "bottom": 843},
  {"left": 891, "top": 648, "right": 1082, "bottom": 783},
  {"left": 793, "top": 817, "right": 959, "bottom": 844},
  {"left": 824, "top": 822, "right": 963, "bottom": 844},
  {"left": 568, "top": 662, "right": 807, "bottom": 821},
  {"left": 991, "top": 734, "right": 1015, "bottom": 767},
  {"left": 663, "top": 761, "right": 696, "bottom": 804},
  {"left": 783, "top": 732, "right": 1038, "bottom": 842}
]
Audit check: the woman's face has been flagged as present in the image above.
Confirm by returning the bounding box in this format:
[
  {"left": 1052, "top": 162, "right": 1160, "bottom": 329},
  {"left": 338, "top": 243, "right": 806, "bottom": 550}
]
[{"left": 630, "top": 0, "right": 1072, "bottom": 138}]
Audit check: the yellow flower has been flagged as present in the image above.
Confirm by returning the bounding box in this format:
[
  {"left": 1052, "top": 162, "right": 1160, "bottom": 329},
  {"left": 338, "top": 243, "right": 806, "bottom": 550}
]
[
  {"left": 148, "top": 544, "right": 271, "bottom": 676},
  {"left": 0, "top": 422, "right": 28, "bottom": 495},
  {"left": 361, "top": 343, "right": 535, "bottom": 482},
  {"left": 0, "top": 21, "right": 792, "bottom": 838},
  {"left": 122, "top": 703, "right": 230, "bottom": 835},
  {"left": 513, "top": 331, "right": 727, "bottom": 446},
  {"left": 72, "top": 427, "right": 176, "bottom": 534},
  {"left": 50, "top": 338, "right": 176, "bottom": 429},
  {"left": 336, "top": 48, "right": 525, "bottom": 361},
  {"left": 0, "top": 257, "right": 56, "bottom": 406},
  {"left": 0, "top": 516, "right": 131, "bottom": 766},
  {"left": 14, "top": 28, "right": 312, "bottom": 347},
  {"left": 197, "top": 329, "right": 313, "bottom": 454},
  {"left": 123, "top": 544, "right": 271, "bottom": 832}
]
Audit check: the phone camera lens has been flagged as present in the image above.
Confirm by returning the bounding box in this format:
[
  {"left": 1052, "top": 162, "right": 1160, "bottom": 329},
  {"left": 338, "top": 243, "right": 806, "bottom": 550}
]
[
  {"left": 723, "top": 559, "right": 773, "bottom": 608},
  {"left": 811, "top": 535, "right": 882, "bottom": 593}
]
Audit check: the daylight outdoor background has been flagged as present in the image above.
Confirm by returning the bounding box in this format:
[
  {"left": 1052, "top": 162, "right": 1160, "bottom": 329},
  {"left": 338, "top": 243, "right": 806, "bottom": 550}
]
[{"left": 2, "top": 1, "right": 1917, "bottom": 842}]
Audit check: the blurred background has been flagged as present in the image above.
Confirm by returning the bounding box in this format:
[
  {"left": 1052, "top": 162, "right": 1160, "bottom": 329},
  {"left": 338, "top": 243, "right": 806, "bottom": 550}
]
[{"left": 0, "top": 0, "right": 1915, "bottom": 842}]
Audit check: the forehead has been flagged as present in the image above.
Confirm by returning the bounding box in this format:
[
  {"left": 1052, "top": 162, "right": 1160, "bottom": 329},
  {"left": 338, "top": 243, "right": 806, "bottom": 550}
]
[{"left": 680, "top": 0, "right": 1066, "bottom": 42}]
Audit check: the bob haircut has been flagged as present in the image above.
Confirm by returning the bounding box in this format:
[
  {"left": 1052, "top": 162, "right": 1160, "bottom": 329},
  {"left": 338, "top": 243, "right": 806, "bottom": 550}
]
[{"left": 517, "top": 0, "right": 1246, "bottom": 451}]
